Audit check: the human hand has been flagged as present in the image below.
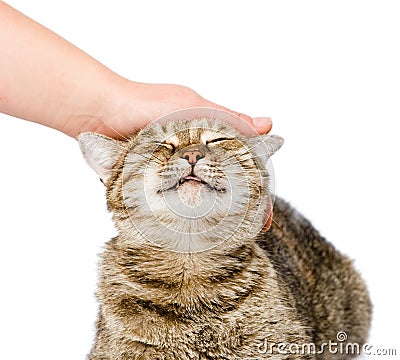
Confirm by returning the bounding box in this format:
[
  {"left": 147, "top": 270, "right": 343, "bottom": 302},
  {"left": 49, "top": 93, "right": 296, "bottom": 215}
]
[
  {"left": 0, "top": 2, "right": 271, "bottom": 140},
  {"left": 77, "top": 79, "right": 272, "bottom": 139}
]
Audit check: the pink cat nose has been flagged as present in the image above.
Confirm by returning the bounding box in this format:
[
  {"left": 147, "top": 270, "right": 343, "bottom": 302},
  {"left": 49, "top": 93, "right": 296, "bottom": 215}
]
[{"left": 180, "top": 145, "right": 205, "bottom": 165}]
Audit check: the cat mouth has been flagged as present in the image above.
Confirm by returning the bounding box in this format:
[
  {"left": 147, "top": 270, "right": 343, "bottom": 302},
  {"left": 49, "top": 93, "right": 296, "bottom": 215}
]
[
  {"left": 179, "top": 175, "right": 206, "bottom": 185},
  {"left": 163, "top": 175, "right": 222, "bottom": 192},
  {"left": 178, "top": 175, "right": 214, "bottom": 190}
]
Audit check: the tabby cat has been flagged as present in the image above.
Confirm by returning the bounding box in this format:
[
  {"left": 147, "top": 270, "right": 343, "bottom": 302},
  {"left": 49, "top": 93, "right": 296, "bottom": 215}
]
[{"left": 78, "top": 117, "right": 371, "bottom": 359}]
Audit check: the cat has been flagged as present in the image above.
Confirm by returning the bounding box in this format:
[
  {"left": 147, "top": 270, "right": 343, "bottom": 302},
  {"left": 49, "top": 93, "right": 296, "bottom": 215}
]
[{"left": 78, "top": 117, "right": 371, "bottom": 359}]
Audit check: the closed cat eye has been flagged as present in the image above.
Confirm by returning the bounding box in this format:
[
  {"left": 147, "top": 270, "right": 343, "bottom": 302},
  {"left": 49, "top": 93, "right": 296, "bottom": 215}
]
[
  {"left": 160, "top": 143, "right": 176, "bottom": 151},
  {"left": 205, "top": 137, "right": 233, "bottom": 145}
]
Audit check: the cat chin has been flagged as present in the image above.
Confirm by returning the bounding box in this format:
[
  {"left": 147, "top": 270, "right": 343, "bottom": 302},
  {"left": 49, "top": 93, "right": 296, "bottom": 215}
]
[
  {"left": 138, "top": 180, "right": 232, "bottom": 220},
  {"left": 121, "top": 178, "right": 263, "bottom": 248}
]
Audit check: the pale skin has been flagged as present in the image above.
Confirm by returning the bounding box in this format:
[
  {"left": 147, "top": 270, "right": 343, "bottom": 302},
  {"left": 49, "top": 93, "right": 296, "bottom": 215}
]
[{"left": 0, "top": 1, "right": 272, "bottom": 139}]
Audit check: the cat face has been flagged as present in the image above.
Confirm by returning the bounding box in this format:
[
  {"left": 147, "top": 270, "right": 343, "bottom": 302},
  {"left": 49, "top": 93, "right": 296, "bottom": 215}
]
[{"left": 79, "top": 118, "right": 283, "bottom": 252}]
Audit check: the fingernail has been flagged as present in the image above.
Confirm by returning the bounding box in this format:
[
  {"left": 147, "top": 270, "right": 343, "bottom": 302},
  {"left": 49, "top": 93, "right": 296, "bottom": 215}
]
[{"left": 253, "top": 117, "right": 272, "bottom": 131}]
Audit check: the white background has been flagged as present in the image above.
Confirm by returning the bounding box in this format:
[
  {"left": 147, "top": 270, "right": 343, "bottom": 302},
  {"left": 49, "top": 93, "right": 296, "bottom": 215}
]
[{"left": 1, "top": 1, "right": 399, "bottom": 359}]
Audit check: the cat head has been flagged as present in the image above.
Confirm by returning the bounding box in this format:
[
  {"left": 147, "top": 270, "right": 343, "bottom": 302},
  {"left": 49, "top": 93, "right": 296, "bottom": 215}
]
[{"left": 78, "top": 118, "right": 283, "bottom": 252}]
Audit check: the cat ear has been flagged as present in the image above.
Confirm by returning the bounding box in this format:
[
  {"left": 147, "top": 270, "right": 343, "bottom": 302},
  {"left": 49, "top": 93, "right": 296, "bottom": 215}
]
[
  {"left": 78, "top": 133, "right": 123, "bottom": 184},
  {"left": 247, "top": 134, "right": 284, "bottom": 161}
]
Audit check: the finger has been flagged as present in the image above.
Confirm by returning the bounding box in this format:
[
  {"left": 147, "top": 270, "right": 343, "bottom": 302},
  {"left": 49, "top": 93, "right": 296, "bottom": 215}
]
[
  {"left": 252, "top": 117, "right": 273, "bottom": 135},
  {"left": 205, "top": 103, "right": 272, "bottom": 135}
]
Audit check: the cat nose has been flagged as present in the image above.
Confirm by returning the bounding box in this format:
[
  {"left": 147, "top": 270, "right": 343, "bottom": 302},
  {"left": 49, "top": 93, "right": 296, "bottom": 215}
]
[{"left": 180, "top": 145, "right": 205, "bottom": 165}]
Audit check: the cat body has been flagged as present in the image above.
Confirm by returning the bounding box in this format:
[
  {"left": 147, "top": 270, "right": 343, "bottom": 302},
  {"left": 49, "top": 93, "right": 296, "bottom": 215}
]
[{"left": 78, "top": 118, "right": 371, "bottom": 359}]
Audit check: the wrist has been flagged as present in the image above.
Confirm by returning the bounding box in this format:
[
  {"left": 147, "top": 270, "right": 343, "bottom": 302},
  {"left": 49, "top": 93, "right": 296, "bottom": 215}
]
[
  {"left": 95, "top": 77, "right": 150, "bottom": 139},
  {"left": 63, "top": 71, "right": 129, "bottom": 139}
]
